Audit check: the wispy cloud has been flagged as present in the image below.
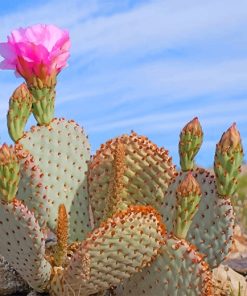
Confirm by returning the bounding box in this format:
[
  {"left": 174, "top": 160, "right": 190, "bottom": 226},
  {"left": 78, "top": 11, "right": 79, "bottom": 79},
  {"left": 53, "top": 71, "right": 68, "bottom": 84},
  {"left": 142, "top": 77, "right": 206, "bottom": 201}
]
[{"left": 70, "top": 0, "right": 247, "bottom": 57}]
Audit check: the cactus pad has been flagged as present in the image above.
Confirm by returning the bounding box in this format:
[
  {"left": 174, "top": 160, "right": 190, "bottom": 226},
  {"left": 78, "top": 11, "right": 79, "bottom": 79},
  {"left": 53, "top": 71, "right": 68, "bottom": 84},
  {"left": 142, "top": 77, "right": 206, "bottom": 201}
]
[
  {"left": 88, "top": 132, "right": 176, "bottom": 225},
  {"left": 16, "top": 149, "right": 50, "bottom": 228},
  {"left": 17, "top": 118, "right": 91, "bottom": 241},
  {"left": 50, "top": 205, "right": 166, "bottom": 296},
  {"left": 0, "top": 199, "right": 51, "bottom": 291},
  {"left": 115, "top": 235, "right": 212, "bottom": 296},
  {"left": 161, "top": 168, "right": 234, "bottom": 268}
]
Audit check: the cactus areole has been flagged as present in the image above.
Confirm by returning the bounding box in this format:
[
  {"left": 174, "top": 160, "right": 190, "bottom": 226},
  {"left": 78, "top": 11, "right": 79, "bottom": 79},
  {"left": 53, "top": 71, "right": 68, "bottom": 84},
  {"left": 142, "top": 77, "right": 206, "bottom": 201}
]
[{"left": 0, "top": 24, "right": 244, "bottom": 296}]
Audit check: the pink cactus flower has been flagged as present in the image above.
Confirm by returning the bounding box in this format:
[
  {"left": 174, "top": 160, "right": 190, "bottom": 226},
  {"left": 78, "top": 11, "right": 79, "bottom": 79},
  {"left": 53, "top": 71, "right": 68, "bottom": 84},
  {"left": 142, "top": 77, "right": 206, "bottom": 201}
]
[{"left": 0, "top": 24, "right": 70, "bottom": 84}]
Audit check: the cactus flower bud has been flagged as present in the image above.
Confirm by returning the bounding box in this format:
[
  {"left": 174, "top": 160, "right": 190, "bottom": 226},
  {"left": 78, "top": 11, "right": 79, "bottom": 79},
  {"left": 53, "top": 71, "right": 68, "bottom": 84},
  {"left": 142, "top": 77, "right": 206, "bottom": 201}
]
[
  {"left": 0, "top": 144, "right": 20, "bottom": 202},
  {"left": 214, "top": 123, "right": 243, "bottom": 197},
  {"left": 174, "top": 172, "right": 202, "bottom": 239},
  {"left": 179, "top": 117, "right": 203, "bottom": 171},
  {"left": 217, "top": 123, "right": 241, "bottom": 152},
  {"left": 183, "top": 117, "right": 202, "bottom": 136},
  {"left": 7, "top": 83, "right": 32, "bottom": 142}
]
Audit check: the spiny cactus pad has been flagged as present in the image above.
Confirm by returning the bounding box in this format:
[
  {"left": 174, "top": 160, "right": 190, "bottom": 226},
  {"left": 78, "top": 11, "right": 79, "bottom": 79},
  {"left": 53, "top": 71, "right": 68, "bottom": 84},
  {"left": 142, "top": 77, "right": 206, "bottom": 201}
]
[
  {"left": 50, "top": 205, "right": 166, "bottom": 296},
  {"left": 161, "top": 168, "right": 234, "bottom": 268},
  {"left": 17, "top": 118, "right": 91, "bottom": 241},
  {"left": 88, "top": 132, "right": 176, "bottom": 226},
  {"left": 115, "top": 235, "right": 212, "bottom": 296},
  {"left": 0, "top": 199, "right": 51, "bottom": 291},
  {"left": 16, "top": 149, "right": 50, "bottom": 228}
]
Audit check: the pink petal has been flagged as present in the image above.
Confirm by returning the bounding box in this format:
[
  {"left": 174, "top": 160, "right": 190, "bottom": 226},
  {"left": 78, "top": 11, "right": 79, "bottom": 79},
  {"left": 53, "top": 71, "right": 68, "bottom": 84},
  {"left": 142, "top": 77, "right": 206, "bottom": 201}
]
[
  {"left": 16, "top": 42, "right": 49, "bottom": 63},
  {"left": 0, "top": 42, "right": 16, "bottom": 60},
  {"left": 0, "top": 59, "right": 16, "bottom": 70}
]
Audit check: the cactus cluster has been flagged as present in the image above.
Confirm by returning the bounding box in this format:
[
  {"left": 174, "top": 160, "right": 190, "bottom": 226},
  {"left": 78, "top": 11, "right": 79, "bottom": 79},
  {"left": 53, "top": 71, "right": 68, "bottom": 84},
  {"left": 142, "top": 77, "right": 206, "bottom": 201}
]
[{"left": 0, "top": 25, "right": 244, "bottom": 296}]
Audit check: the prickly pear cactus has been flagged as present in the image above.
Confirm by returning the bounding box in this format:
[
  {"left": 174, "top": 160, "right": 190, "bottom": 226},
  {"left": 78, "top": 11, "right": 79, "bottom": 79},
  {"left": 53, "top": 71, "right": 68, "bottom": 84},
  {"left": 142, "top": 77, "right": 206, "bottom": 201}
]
[{"left": 0, "top": 24, "right": 244, "bottom": 296}]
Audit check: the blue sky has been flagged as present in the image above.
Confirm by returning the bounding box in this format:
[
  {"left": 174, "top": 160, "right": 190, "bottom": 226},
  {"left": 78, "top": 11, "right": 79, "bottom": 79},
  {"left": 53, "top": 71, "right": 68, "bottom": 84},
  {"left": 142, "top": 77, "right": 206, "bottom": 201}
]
[{"left": 0, "top": 0, "right": 246, "bottom": 167}]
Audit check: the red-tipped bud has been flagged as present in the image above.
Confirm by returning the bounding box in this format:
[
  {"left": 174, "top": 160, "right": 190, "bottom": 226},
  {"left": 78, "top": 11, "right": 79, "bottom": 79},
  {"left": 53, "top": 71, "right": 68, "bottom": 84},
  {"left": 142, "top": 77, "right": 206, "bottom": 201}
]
[
  {"left": 176, "top": 172, "right": 201, "bottom": 197},
  {"left": 179, "top": 117, "right": 203, "bottom": 171},
  {"left": 217, "top": 123, "right": 241, "bottom": 153},
  {"left": 214, "top": 123, "right": 243, "bottom": 197},
  {"left": 0, "top": 144, "right": 18, "bottom": 165},
  {"left": 11, "top": 83, "right": 32, "bottom": 103},
  {"left": 182, "top": 117, "right": 203, "bottom": 137}
]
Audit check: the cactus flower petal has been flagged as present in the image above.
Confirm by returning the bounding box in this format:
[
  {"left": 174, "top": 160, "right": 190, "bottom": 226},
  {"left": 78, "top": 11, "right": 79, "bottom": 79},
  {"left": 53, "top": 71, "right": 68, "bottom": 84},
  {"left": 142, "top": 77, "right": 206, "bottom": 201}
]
[{"left": 0, "top": 24, "right": 70, "bottom": 83}]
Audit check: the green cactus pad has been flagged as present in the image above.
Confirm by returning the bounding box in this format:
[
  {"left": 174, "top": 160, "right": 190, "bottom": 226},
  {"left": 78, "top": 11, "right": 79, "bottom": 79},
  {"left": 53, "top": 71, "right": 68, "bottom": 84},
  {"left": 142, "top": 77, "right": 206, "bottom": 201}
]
[
  {"left": 115, "top": 235, "right": 212, "bottom": 296},
  {"left": 50, "top": 205, "right": 166, "bottom": 296},
  {"left": 17, "top": 118, "right": 91, "bottom": 241},
  {"left": 15, "top": 150, "right": 51, "bottom": 229},
  {"left": 0, "top": 199, "right": 51, "bottom": 292},
  {"left": 88, "top": 132, "right": 176, "bottom": 226},
  {"left": 161, "top": 168, "right": 234, "bottom": 268}
]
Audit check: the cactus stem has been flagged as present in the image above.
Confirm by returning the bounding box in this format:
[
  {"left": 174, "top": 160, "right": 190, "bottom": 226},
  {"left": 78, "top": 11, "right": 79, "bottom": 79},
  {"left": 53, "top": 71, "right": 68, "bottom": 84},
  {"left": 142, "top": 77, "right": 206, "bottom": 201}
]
[
  {"left": 104, "top": 139, "right": 127, "bottom": 219},
  {"left": 54, "top": 204, "right": 68, "bottom": 267}
]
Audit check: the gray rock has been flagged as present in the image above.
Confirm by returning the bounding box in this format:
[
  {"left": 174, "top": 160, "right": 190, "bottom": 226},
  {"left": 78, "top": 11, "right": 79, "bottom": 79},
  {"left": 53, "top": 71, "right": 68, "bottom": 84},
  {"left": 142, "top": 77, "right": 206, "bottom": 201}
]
[
  {"left": 0, "top": 255, "right": 29, "bottom": 295},
  {"left": 26, "top": 292, "right": 48, "bottom": 296},
  {"left": 223, "top": 254, "right": 247, "bottom": 275},
  {"left": 213, "top": 265, "right": 247, "bottom": 295}
]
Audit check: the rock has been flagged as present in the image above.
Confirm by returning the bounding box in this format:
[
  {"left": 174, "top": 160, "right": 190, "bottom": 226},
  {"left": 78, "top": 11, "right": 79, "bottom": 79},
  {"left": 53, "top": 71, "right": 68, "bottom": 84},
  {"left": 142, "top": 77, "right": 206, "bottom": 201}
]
[
  {"left": 26, "top": 291, "right": 48, "bottom": 296},
  {"left": 213, "top": 265, "right": 247, "bottom": 295},
  {"left": 230, "top": 224, "right": 247, "bottom": 256},
  {"left": 0, "top": 255, "right": 29, "bottom": 295},
  {"left": 224, "top": 254, "right": 247, "bottom": 275}
]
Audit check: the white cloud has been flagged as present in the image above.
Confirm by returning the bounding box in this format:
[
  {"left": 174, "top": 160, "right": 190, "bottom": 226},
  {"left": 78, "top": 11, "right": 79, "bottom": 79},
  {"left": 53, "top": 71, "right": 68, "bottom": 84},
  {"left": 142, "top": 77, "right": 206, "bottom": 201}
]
[
  {"left": 85, "top": 99, "right": 247, "bottom": 133},
  {"left": 69, "top": 0, "right": 247, "bottom": 57}
]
